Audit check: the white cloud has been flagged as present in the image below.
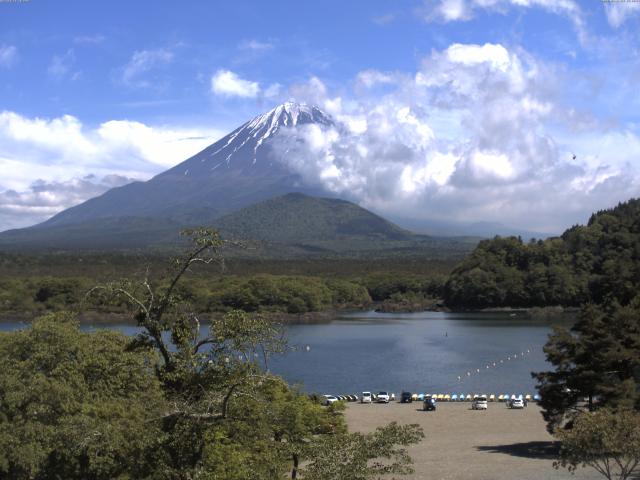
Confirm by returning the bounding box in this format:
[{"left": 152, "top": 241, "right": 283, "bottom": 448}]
[
  {"left": 47, "top": 50, "right": 80, "bottom": 80},
  {"left": 421, "top": 0, "right": 585, "bottom": 41},
  {"left": 263, "top": 82, "right": 282, "bottom": 98},
  {"left": 0, "top": 45, "right": 18, "bottom": 68},
  {"left": 604, "top": 2, "right": 640, "bottom": 27},
  {"left": 211, "top": 69, "right": 260, "bottom": 98},
  {"left": 0, "top": 175, "right": 134, "bottom": 231},
  {"left": 356, "top": 69, "right": 398, "bottom": 88},
  {"left": 0, "top": 111, "right": 224, "bottom": 230},
  {"left": 268, "top": 43, "right": 640, "bottom": 233},
  {"left": 121, "top": 48, "right": 174, "bottom": 87}
]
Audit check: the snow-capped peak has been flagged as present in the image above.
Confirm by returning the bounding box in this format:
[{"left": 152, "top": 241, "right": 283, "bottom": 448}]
[
  {"left": 245, "top": 101, "right": 333, "bottom": 135},
  {"left": 203, "top": 102, "right": 334, "bottom": 165}
]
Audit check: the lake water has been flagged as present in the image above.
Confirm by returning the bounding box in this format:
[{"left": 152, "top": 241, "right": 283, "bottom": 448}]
[{"left": 0, "top": 310, "right": 568, "bottom": 397}]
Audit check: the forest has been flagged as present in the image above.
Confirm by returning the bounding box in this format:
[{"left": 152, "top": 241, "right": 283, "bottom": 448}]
[
  {"left": 445, "top": 199, "right": 640, "bottom": 309},
  {"left": 3, "top": 199, "right": 640, "bottom": 318},
  {"left": 0, "top": 254, "right": 452, "bottom": 318}
]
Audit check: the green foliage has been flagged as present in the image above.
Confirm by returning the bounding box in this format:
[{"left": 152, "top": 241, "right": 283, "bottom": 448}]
[
  {"left": 445, "top": 199, "right": 640, "bottom": 308},
  {"left": 65, "top": 227, "right": 423, "bottom": 479},
  {"left": 0, "top": 312, "right": 165, "bottom": 479},
  {"left": 533, "top": 301, "right": 640, "bottom": 432},
  {"left": 301, "top": 422, "right": 425, "bottom": 480},
  {"left": 215, "top": 193, "right": 413, "bottom": 243},
  {"left": 555, "top": 409, "right": 640, "bottom": 480}
]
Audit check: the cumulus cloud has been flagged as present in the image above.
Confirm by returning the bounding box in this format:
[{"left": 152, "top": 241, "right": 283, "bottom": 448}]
[
  {"left": 211, "top": 69, "right": 260, "bottom": 98},
  {"left": 121, "top": 48, "right": 174, "bottom": 87},
  {"left": 210, "top": 69, "right": 280, "bottom": 99},
  {"left": 269, "top": 42, "right": 640, "bottom": 233},
  {"left": 0, "top": 111, "right": 223, "bottom": 230},
  {"left": 0, "top": 45, "right": 18, "bottom": 68}
]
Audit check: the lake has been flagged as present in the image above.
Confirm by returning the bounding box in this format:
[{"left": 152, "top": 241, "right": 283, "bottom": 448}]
[{"left": 0, "top": 310, "right": 569, "bottom": 397}]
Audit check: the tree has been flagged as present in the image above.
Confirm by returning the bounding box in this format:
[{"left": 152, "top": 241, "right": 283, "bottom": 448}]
[
  {"left": 533, "top": 302, "right": 640, "bottom": 432},
  {"left": 555, "top": 409, "right": 640, "bottom": 480},
  {"left": 86, "top": 228, "right": 424, "bottom": 479},
  {"left": 301, "top": 422, "right": 425, "bottom": 480},
  {"left": 0, "top": 313, "right": 166, "bottom": 480}
]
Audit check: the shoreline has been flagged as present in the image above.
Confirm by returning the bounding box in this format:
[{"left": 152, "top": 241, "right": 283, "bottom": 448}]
[{"left": 0, "top": 303, "right": 577, "bottom": 325}]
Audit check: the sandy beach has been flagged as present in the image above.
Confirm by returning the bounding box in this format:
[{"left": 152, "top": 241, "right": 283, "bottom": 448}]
[{"left": 345, "top": 401, "right": 602, "bottom": 480}]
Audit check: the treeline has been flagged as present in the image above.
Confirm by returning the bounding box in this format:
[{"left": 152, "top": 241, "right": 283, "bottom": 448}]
[
  {"left": 0, "top": 271, "right": 449, "bottom": 317},
  {"left": 445, "top": 199, "right": 640, "bottom": 309}
]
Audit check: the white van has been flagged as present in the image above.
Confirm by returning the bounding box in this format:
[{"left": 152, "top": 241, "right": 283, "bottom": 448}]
[
  {"left": 361, "top": 391, "right": 373, "bottom": 403},
  {"left": 472, "top": 395, "right": 488, "bottom": 410}
]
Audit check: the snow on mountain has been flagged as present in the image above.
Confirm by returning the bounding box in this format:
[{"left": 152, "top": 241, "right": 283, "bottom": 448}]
[{"left": 177, "top": 101, "right": 333, "bottom": 174}]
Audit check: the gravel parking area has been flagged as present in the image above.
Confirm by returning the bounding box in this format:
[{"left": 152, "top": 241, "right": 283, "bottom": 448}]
[{"left": 344, "top": 401, "right": 601, "bottom": 480}]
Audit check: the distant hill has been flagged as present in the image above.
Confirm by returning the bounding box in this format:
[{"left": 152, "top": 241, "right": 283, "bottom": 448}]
[
  {"left": 0, "top": 193, "right": 478, "bottom": 258},
  {"left": 214, "top": 193, "right": 412, "bottom": 243},
  {"left": 208, "top": 193, "right": 478, "bottom": 258},
  {"left": 393, "top": 217, "right": 554, "bottom": 240},
  {"left": 444, "top": 198, "right": 640, "bottom": 308}
]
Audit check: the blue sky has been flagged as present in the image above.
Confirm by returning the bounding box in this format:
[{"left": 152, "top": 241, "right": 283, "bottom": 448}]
[{"left": 1, "top": 0, "right": 639, "bottom": 232}]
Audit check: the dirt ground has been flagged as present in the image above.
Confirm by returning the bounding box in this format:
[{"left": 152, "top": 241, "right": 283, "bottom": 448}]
[{"left": 344, "top": 401, "right": 602, "bottom": 480}]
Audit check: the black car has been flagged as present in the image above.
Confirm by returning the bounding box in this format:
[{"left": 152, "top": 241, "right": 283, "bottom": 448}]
[
  {"left": 423, "top": 395, "right": 436, "bottom": 411},
  {"left": 400, "top": 391, "right": 413, "bottom": 403}
]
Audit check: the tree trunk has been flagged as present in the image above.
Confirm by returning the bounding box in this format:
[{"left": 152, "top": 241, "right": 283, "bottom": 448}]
[{"left": 291, "top": 453, "right": 299, "bottom": 479}]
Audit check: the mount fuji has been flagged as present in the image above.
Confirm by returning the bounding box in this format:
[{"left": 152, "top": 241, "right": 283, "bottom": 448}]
[
  {"left": 0, "top": 102, "right": 542, "bottom": 251},
  {"left": 43, "top": 102, "right": 333, "bottom": 228},
  {"left": 1, "top": 102, "right": 469, "bottom": 253}
]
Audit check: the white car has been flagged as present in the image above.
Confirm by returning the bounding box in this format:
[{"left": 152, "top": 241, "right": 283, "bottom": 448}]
[
  {"left": 509, "top": 398, "right": 524, "bottom": 409},
  {"left": 377, "top": 391, "right": 390, "bottom": 403},
  {"left": 361, "top": 391, "right": 373, "bottom": 403},
  {"left": 322, "top": 395, "right": 339, "bottom": 406},
  {"left": 472, "top": 396, "right": 488, "bottom": 410}
]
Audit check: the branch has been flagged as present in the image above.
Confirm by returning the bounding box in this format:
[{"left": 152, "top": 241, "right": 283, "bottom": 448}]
[{"left": 155, "top": 243, "right": 214, "bottom": 326}]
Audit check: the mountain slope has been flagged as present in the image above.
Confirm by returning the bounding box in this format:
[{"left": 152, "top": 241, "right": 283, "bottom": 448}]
[
  {"left": 210, "top": 193, "right": 475, "bottom": 258},
  {"left": 214, "top": 193, "right": 413, "bottom": 243},
  {"left": 0, "top": 191, "right": 478, "bottom": 258},
  {"left": 40, "top": 102, "right": 332, "bottom": 228}
]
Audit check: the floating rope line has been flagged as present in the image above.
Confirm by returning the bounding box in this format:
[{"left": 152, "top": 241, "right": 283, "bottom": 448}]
[{"left": 456, "top": 348, "right": 533, "bottom": 384}]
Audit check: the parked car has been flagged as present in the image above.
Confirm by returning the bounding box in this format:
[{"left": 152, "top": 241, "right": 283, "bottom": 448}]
[
  {"left": 322, "top": 395, "right": 339, "bottom": 406},
  {"left": 361, "top": 391, "right": 373, "bottom": 403},
  {"left": 423, "top": 395, "right": 436, "bottom": 411},
  {"left": 509, "top": 398, "right": 525, "bottom": 409},
  {"left": 472, "top": 395, "right": 488, "bottom": 410},
  {"left": 377, "top": 391, "right": 390, "bottom": 403},
  {"left": 400, "top": 391, "right": 413, "bottom": 403}
]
